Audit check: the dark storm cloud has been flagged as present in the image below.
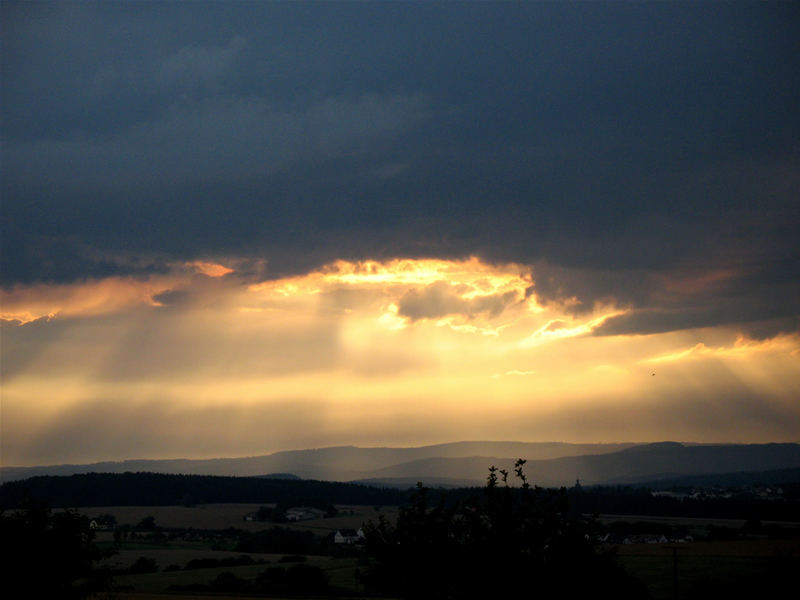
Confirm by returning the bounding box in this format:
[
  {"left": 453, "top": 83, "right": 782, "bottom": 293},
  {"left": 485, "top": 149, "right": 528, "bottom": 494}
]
[
  {"left": 2, "top": 2, "right": 799, "bottom": 334},
  {"left": 595, "top": 309, "right": 799, "bottom": 340},
  {"left": 592, "top": 252, "right": 800, "bottom": 338}
]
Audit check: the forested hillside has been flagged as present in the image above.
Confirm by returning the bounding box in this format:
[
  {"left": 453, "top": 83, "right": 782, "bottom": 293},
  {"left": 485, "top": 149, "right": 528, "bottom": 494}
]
[
  {"left": 0, "top": 472, "right": 405, "bottom": 509},
  {"left": 3, "top": 471, "right": 800, "bottom": 523}
]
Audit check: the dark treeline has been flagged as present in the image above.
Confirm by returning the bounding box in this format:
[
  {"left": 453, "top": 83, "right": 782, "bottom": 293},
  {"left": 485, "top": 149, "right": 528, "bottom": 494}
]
[
  {"left": 568, "top": 485, "right": 800, "bottom": 522},
  {"left": 2, "top": 472, "right": 799, "bottom": 523},
  {"left": 437, "top": 485, "right": 800, "bottom": 522},
  {"left": 358, "top": 466, "right": 649, "bottom": 599},
  {"left": 639, "top": 468, "right": 800, "bottom": 489},
  {"left": 0, "top": 506, "right": 114, "bottom": 598},
  {"left": 0, "top": 472, "right": 404, "bottom": 509}
]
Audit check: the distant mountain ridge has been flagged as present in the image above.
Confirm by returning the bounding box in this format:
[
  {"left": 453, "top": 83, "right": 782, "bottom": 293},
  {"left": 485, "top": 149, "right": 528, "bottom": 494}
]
[
  {"left": 0, "top": 441, "right": 634, "bottom": 483},
  {"left": 3, "top": 441, "right": 799, "bottom": 487},
  {"left": 366, "top": 442, "right": 800, "bottom": 487},
  {"left": 625, "top": 467, "right": 800, "bottom": 489}
]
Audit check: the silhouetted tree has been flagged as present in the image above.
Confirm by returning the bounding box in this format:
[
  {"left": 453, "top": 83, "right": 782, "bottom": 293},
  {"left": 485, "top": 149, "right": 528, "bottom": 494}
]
[
  {"left": 128, "top": 555, "right": 158, "bottom": 574},
  {"left": 360, "top": 461, "right": 649, "bottom": 599},
  {"left": 0, "top": 504, "right": 113, "bottom": 598},
  {"left": 135, "top": 515, "right": 156, "bottom": 530}
]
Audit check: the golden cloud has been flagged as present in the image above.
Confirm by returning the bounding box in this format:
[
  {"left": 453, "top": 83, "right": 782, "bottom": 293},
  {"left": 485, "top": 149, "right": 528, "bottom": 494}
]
[
  {"left": 3, "top": 256, "right": 799, "bottom": 465},
  {"left": 0, "top": 277, "right": 175, "bottom": 323}
]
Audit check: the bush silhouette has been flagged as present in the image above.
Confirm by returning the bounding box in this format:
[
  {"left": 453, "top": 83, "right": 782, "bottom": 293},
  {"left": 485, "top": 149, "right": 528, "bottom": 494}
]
[
  {"left": 360, "top": 460, "right": 649, "bottom": 599},
  {"left": 128, "top": 555, "right": 158, "bottom": 574},
  {"left": 0, "top": 504, "right": 113, "bottom": 598}
]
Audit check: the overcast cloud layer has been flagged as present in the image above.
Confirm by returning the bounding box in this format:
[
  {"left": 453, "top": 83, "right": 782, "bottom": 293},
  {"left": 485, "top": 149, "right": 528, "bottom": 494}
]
[
  {"left": 2, "top": 3, "right": 799, "bottom": 464},
  {"left": 3, "top": 2, "right": 798, "bottom": 336}
]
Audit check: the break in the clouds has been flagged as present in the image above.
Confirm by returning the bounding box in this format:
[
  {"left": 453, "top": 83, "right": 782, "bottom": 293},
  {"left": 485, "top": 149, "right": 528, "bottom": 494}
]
[
  {"left": 397, "top": 281, "right": 519, "bottom": 322},
  {"left": 2, "top": 257, "right": 798, "bottom": 465},
  {"left": 2, "top": 2, "right": 799, "bottom": 464}
]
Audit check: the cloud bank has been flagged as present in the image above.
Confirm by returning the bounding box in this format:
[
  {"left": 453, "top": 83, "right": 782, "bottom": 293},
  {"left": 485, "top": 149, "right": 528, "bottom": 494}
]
[
  {"left": 2, "top": 3, "right": 799, "bottom": 463},
  {"left": 2, "top": 257, "right": 798, "bottom": 465}
]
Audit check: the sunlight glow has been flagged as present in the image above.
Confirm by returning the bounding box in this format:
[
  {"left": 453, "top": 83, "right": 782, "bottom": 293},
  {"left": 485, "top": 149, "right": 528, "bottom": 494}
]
[
  {"left": 0, "top": 277, "right": 176, "bottom": 323},
  {"left": 519, "top": 309, "right": 626, "bottom": 347},
  {"left": 3, "top": 256, "right": 799, "bottom": 465},
  {"left": 643, "top": 334, "right": 800, "bottom": 364},
  {"left": 185, "top": 261, "right": 234, "bottom": 277}
]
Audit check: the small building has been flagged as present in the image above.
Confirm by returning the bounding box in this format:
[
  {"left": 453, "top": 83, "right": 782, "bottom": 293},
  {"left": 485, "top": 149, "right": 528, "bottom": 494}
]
[
  {"left": 334, "top": 528, "right": 364, "bottom": 544},
  {"left": 285, "top": 507, "right": 326, "bottom": 521}
]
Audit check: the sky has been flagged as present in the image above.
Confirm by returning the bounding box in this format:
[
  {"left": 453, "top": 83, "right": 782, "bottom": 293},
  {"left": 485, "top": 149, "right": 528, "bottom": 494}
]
[{"left": 2, "top": 2, "right": 799, "bottom": 467}]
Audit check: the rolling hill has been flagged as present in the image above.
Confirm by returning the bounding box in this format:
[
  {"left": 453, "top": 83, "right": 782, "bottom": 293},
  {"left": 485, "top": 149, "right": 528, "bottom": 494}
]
[
  {"left": 360, "top": 442, "right": 800, "bottom": 487},
  {"left": 0, "top": 441, "right": 633, "bottom": 482},
  {"left": 3, "top": 441, "right": 799, "bottom": 488}
]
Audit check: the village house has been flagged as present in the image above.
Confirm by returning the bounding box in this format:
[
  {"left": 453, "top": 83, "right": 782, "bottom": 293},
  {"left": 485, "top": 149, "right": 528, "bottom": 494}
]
[
  {"left": 285, "top": 506, "right": 326, "bottom": 521},
  {"left": 334, "top": 528, "right": 365, "bottom": 544}
]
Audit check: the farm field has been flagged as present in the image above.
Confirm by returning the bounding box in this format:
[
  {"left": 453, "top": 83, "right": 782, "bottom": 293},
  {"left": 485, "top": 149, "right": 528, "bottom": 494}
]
[
  {"left": 613, "top": 538, "right": 800, "bottom": 599},
  {"left": 80, "top": 503, "right": 397, "bottom": 534},
  {"left": 82, "top": 503, "right": 269, "bottom": 531},
  {"left": 76, "top": 504, "right": 800, "bottom": 599},
  {"left": 597, "top": 513, "right": 800, "bottom": 530},
  {"left": 594, "top": 513, "right": 800, "bottom": 598},
  {"left": 78, "top": 503, "right": 396, "bottom": 598},
  {"left": 112, "top": 595, "right": 382, "bottom": 600},
  {"left": 111, "top": 555, "right": 350, "bottom": 593},
  {"left": 114, "top": 595, "right": 299, "bottom": 600},
  {"left": 98, "top": 543, "right": 371, "bottom": 596},
  {"left": 103, "top": 539, "right": 800, "bottom": 600}
]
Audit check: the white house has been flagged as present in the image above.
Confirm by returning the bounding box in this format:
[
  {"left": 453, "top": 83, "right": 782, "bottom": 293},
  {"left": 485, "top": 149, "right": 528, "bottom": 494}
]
[
  {"left": 285, "top": 507, "right": 326, "bottom": 521},
  {"left": 334, "top": 528, "right": 365, "bottom": 544}
]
